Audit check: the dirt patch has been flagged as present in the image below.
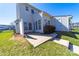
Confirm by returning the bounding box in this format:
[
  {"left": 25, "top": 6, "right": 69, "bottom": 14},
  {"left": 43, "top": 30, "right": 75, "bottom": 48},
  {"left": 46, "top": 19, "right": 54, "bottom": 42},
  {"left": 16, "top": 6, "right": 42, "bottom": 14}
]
[
  {"left": 10, "top": 34, "right": 32, "bottom": 49},
  {"left": 10, "top": 34, "right": 26, "bottom": 43}
]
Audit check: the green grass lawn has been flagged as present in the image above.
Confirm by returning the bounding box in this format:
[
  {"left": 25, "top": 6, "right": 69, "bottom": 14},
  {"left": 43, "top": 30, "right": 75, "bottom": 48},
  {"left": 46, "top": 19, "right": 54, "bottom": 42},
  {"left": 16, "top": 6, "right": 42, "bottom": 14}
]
[
  {"left": 0, "top": 30, "right": 78, "bottom": 56},
  {"left": 56, "top": 28, "right": 79, "bottom": 46}
]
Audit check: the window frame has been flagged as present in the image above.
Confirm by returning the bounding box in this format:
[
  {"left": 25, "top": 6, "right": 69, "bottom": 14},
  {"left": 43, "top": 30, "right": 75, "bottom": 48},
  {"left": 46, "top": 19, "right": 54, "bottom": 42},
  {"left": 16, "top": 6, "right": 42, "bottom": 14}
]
[
  {"left": 24, "top": 22, "right": 28, "bottom": 30},
  {"left": 38, "top": 20, "right": 41, "bottom": 30},
  {"left": 48, "top": 20, "right": 50, "bottom": 25},
  {"left": 35, "top": 21, "right": 37, "bottom": 30},
  {"left": 29, "top": 22, "right": 32, "bottom": 30},
  {"left": 25, "top": 6, "right": 29, "bottom": 11},
  {"left": 31, "top": 9, "right": 34, "bottom": 14}
]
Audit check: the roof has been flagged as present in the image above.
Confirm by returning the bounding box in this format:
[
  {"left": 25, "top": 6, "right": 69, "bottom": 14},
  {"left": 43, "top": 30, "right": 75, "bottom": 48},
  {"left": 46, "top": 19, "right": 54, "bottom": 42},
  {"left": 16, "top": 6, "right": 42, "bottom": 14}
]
[
  {"left": 16, "top": 3, "right": 72, "bottom": 20},
  {"left": 19, "top": 3, "right": 42, "bottom": 12},
  {"left": 53, "top": 15, "right": 73, "bottom": 17},
  {"left": 17, "top": 3, "right": 53, "bottom": 17},
  {"left": 43, "top": 11, "right": 53, "bottom": 17}
]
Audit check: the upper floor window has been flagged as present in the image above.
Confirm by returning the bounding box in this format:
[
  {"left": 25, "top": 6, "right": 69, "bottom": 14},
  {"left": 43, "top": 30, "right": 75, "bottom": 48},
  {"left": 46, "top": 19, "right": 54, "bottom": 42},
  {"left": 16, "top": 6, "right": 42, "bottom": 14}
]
[
  {"left": 31, "top": 9, "right": 34, "bottom": 14},
  {"left": 25, "top": 6, "right": 29, "bottom": 11}
]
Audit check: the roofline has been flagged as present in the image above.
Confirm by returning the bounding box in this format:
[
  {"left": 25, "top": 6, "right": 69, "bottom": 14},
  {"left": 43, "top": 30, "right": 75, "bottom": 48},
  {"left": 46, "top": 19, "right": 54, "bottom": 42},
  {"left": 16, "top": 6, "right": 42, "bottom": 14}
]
[
  {"left": 72, "top": 22, "right": 79, "bottom": 24},
  {"left": 28, "top": 4, "right": 73, "bottom": 18},
  {"left": 53, "top": 15, "right": 73, "bottom": 17},
  {"left": 28, "top": 4, "right": 53, "bottom": 17},
  {"left": 18, "top": 3, "right": 42, "bottom": 12},
  {"left": 43, "top": 11, "right": 53, "bottom": 17},
  {"left": 17, "top": 3, "right": 53, "bottom": 16},
  {"left": 29, "top": 4, "right": 42, "bottom": 12},
  {"left": 16, "top": 3, "right": 73, "bottom": 18}
]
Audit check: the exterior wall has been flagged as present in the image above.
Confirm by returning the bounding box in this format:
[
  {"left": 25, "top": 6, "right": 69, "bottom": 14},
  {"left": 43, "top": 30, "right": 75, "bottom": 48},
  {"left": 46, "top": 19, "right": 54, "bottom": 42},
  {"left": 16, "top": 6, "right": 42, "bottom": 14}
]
[
  {"left": 19, "top": 3, "right": 34, "bottom": 33},
  {"left": 52, "top": 16, "right": 72, "bottom": 31},
  {"left": 15, "top": 19, "right": 24, "bottom": 36},
  {"left": 32, "top": 10, "right": 43, "bottom": 33},
  {"left": 42, "top": 13, "right": 53, "bottom": 27},
  {"left": 16, "top": 3, "right": 43, "bottom": 33},
  {"left": 15, "top": 23, "right": 20, "bottom": 33},
  {"left": 15, "top": 20, "right": 20, "bottom": 34}
]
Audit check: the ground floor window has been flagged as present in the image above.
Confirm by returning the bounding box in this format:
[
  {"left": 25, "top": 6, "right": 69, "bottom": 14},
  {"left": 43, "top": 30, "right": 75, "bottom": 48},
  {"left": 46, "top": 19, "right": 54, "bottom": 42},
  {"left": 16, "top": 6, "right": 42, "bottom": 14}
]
[
  {"left": 24, "top": 22, "right": 27, "bottom": 30},
  {"left": 34, "top": 22, "right": 36, "bottom": 30},
  {"left": 29, "top": 22, "right": 32, "bottom": 30},
  {"left": 38, "top": 20, "right": 41, "bottom": 30},
  {"left": 48, "top": 20, "right": 50, "bottom": 25},
  {"left": 35, "top": 21, "right": 37, "bottom": 30}
]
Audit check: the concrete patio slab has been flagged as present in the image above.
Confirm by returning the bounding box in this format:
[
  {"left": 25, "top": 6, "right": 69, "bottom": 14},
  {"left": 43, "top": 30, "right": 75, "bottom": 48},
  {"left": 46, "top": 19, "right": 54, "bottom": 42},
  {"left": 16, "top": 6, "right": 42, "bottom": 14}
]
[{"left": 26, "top": 33, "right": 57, "bottom": 47}]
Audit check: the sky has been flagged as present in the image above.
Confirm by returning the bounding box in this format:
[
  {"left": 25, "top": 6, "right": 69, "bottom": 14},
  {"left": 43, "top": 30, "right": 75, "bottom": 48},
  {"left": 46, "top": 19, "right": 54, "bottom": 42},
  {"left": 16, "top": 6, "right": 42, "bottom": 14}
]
[{"left": 0, "top": 3, "right": 79, "bottom": 25}]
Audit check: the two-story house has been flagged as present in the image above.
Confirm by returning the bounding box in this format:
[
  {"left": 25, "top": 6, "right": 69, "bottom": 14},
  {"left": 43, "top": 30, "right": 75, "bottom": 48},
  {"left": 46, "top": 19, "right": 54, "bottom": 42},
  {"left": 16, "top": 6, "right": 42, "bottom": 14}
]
[{"left": 14, "top": 3, "right": 72, "bottom": 36}]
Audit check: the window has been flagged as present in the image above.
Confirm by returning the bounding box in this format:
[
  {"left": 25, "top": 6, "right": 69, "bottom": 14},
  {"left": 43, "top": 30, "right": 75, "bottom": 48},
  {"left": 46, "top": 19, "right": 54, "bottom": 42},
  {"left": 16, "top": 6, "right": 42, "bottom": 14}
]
[
  {"left": 35, "top": 21, "right": 37, "bottom": 30},
  {"left": 38, "top": 20, "right": 41, "bottom": 30},
  {"left": 24, "top": 22, "right": 28, "bottom": 30},
  {"left": 29, "top": 23, "right": 32, "bottom": 30},
  {"left": 48, "top": 21, "right": 50, "bottom": 25},
  {"left": 25, "top": 6, "right": 28, "bottom": 11},
  {"left": 34, "top": 22, "right": 36, "bottom": 30},
  {"left": 31, "top": 9, "right": 34, "bottom": 14}
]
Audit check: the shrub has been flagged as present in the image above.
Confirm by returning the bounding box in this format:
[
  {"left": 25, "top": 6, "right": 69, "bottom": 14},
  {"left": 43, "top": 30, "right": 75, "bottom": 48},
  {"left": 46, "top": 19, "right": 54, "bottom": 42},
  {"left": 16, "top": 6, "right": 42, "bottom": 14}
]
[{"left": 43, "top": 25, "right": 55, "bottom": 34}]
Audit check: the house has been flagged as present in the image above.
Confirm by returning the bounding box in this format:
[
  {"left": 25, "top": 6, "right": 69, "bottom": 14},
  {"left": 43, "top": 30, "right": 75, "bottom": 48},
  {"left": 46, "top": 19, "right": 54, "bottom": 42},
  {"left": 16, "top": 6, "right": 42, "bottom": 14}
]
[
  {"left": 14, "top": 3, "right": 72, "bottom": 36},
  {"left": 0, "top": 25, "right": 13, "bottom": 30},
  {"left": 71, "top": 22, "right": 79, "bottom": 28}
]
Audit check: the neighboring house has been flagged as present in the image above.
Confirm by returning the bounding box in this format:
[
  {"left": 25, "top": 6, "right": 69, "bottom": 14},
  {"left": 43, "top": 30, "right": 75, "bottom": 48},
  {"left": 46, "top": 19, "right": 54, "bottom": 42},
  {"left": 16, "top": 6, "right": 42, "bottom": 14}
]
[
  {"left": 14, "top": 3, "right": 72, "bottom": 36},
  {"left": 71, "top": 22, "right": 79, "bottom": 28},
  {"left": 0, "top": 25, "right": 12, "bottom": 30}
]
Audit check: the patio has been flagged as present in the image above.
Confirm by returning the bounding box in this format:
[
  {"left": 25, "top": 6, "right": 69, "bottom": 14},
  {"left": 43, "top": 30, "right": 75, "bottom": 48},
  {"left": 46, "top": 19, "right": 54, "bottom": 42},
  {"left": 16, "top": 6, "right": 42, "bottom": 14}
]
[{"left": 26, "top": 33, "right": 57, "bottom": 47}]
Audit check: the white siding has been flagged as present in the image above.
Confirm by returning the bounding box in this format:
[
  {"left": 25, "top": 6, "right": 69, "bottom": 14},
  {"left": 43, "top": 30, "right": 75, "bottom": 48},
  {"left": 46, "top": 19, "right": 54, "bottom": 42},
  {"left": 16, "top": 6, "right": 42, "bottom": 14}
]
[
  {"left": 53, "top": 16, "right": 71, "bottom": 31},
  {"left": 15, "top": 22, "right": 20, "bottom": 33},
  {"left": 15, "top": 3, "right": 72, "bottom": 36},
  {"left": 16, "top": 3, "right": 43, "bottom": 33}
]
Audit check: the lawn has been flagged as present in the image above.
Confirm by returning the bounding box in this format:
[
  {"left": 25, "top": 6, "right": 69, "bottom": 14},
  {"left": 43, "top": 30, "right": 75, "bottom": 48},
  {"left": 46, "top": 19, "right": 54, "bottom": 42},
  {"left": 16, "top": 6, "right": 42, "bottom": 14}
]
[
  {"left": 56, "top": 28, "right": 79, "bottom": 46},
  {"left": 0, "top": 30, "right": 78, "bottom": 56}
]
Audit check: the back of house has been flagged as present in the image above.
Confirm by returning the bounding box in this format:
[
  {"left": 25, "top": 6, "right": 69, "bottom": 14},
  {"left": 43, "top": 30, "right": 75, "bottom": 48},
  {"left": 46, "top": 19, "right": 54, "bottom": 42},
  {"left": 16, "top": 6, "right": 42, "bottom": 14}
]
[{"left": 14, "top": 3, "right": 72, "bottom": 36}]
